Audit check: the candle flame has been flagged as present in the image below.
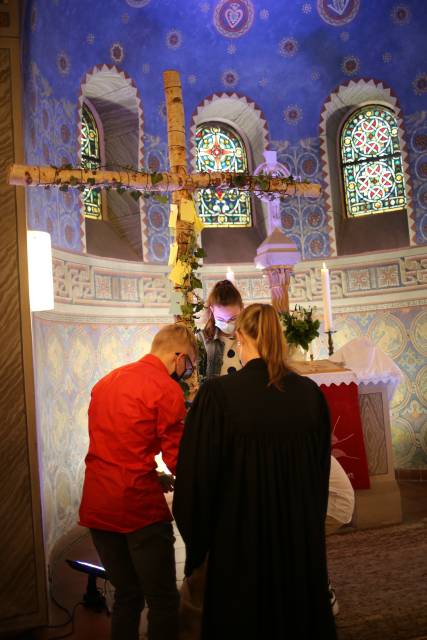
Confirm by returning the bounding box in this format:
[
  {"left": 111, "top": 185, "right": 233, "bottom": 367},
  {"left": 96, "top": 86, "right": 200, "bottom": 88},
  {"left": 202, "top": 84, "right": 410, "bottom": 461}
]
[{"left": 322, "top": 261, "right": 327, "bottom": 269}]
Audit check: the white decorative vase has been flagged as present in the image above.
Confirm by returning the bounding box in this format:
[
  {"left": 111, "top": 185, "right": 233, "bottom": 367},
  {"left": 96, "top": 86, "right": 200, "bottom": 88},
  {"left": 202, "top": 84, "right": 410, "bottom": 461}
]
[{"left": 288, "top": 344, "right": 308, "bottom": 361}]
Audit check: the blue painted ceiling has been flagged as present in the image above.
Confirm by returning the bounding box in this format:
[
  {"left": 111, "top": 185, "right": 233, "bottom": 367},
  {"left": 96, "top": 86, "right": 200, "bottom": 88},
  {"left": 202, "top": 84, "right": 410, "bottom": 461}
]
[{"left": 23, "top": 0, "right": 427, "bottom": 143}]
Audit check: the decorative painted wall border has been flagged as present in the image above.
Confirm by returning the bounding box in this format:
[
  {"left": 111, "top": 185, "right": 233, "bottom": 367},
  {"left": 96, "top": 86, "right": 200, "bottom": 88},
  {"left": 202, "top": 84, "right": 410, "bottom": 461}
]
[
  {"left": 51, "top": 247, "right": 427, "bottom": 315},
  {"left": 77, "top": 64, "right": 147, "bottom": 256},
  {"left": 319, "top": 78, "right": 417, "bottom": 254}
]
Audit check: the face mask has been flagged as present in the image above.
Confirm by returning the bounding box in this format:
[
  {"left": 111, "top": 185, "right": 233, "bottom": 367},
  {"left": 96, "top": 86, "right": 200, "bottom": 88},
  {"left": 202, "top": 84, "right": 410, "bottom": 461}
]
[
  {"left": 215, "top": 319, "right": 236, "bottom": 335},
  {"left": 171, "top": 354, "right": 194, "bottom": 383}
]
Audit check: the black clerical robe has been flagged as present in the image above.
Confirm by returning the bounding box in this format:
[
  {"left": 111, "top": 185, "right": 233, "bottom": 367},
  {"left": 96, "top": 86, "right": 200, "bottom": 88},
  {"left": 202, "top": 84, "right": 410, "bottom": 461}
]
[{"left": 173, "top": 358, "right": 336, "bottom": 640}]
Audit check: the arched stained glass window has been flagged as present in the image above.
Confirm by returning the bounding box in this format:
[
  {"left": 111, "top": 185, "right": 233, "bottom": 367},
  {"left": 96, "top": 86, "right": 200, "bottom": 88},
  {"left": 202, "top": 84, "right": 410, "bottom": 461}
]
[
  {"left": 341, "top": 106, "right": 407, "bottom": 217},
  {"left": 81, "top": 103, "right": 102, "bottom": 219},
  {"left": 195, "top": 124, "right": 252, "bottom": 227}
]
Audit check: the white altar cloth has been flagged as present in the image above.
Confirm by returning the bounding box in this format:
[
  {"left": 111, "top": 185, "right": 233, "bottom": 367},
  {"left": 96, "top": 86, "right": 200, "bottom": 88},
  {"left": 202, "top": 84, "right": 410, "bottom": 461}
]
[{"left": 329, "top": 337, "right": 403, "bottom": 400}]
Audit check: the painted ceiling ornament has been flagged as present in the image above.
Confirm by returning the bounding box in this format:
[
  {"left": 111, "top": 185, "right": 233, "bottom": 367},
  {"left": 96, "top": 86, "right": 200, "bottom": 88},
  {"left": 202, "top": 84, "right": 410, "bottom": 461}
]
[
  {"left": 110, "top": 42, "right": 124, "bottom": 64},
  {"left": 317, "top": 0, "right": 360, "bottom": 26},
  {"left": 278, "top": 37, "right": 299, "bottom": 57},
  {"left": 57, "top": 51, "right": 71, "bottom": 76},
  {"left": 125, "top": 0, "right": 151, "bottom": 7},
  {"left": 413, "top": 72, "right": 427, "bottom": 96},
  {"left": 214, "top": 0, "right": 255, "bottom": 38},
  {"left": 221, "top": 68, "right": 239, "bottom": 88},
  {"left": 341, "top": 55, "right": 360, "bottom": 76},
  {"left": 390, "top": 4, "right": 411, "bottom": 25},
  {"left": 166, "top": 29, "right": 182, "bottom": 50},
  {"left": 284, "top": 105, "right": 303, "bottom": 126}
]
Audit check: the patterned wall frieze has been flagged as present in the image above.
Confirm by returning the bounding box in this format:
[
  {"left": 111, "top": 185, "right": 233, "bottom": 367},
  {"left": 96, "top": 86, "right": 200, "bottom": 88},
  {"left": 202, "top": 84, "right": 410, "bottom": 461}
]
[
  {"left": 52, "top": 247, "right": 427, "bottom": 314},
  {"left": 53, "top": 252, "right": 171, "bottom": 308}
]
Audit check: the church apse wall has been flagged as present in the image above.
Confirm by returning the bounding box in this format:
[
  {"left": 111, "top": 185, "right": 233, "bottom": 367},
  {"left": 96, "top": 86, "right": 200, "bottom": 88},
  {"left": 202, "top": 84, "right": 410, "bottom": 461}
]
[{"left": 19, "top": 0, "right": 427, "bottom": 557}]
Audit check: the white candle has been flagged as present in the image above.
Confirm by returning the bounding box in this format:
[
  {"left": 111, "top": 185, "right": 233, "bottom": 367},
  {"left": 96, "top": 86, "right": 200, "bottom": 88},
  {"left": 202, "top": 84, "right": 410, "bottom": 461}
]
[
  {"left": 321, "top": 262, "right": 333, "bottom": 332},
  {"left": 226, "top": 266, "right": 235, "bottom": 283}
]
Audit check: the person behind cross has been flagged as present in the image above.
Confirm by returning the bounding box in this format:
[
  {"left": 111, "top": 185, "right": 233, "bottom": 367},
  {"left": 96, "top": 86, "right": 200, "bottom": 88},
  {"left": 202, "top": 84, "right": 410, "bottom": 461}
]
[
  {"left": 79, "top": 323, "right": 197, "bottom": 640},
  {"left": 197, "top": 279, "right": 244, "bottom": 381}
]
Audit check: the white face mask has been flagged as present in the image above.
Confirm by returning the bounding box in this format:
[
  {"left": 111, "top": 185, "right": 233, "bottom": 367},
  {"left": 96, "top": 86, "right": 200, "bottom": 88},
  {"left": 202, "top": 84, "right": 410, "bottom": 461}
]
[{"left": 215, "top": 319, "right": 236, "bottom": 335}]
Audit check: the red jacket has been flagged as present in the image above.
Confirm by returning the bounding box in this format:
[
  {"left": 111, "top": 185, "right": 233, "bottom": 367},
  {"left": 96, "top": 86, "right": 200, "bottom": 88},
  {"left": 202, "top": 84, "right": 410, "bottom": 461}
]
[{"left": 79, "top": 354, "right": 186, "bottom": 533}]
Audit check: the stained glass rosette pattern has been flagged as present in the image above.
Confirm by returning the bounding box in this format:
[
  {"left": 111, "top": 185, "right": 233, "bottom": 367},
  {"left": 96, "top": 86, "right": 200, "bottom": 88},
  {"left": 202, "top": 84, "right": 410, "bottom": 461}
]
[
  {"left": 195, "top": 125, "right": 251, "bottom": 227},
  {"left": 341, "top": 106, "right": 407, "bottom": 217},
  {"left": 81, "top": 104, "right": 102, "bottom": 219}
]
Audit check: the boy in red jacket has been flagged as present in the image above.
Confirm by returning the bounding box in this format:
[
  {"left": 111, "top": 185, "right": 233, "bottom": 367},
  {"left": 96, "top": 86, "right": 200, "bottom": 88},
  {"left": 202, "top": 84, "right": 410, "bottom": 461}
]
[{"left": 79, "top": 323, "right": 197, "bottom": 640}]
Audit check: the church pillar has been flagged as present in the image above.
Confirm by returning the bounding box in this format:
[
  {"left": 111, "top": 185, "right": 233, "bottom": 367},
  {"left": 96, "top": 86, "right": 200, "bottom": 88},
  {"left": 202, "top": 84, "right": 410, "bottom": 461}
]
[{"left": 0, "top": 2, "right": 48, "bottom": 632}]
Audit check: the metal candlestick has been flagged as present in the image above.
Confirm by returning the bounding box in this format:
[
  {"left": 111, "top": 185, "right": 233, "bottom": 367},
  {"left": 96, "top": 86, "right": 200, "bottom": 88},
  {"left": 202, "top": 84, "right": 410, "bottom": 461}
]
[{"left": 326, "top": 330, "right": 335, "bottom": 356}]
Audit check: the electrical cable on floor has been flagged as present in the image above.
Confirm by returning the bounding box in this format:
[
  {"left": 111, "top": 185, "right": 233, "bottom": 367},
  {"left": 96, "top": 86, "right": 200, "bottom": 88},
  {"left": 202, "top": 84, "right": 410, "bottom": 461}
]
[
  {"left": 47, "top": 586, "right": 78, "bottom": 627},
  {"left": 47, "top": 601, "right": 84, "bottom": 639}
]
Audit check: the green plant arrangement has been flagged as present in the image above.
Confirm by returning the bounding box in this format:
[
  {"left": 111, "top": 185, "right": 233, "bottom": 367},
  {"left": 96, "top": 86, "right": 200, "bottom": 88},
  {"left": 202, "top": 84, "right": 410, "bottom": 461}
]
[{"left": 279, "top": 305, "right": 320, "bottom": 352}]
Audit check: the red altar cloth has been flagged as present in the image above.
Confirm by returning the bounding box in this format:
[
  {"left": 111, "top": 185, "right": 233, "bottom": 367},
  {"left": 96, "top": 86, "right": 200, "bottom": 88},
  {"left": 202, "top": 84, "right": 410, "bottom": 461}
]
[{"left": 320, "top": 383, "right": 370, "bottom": 490}]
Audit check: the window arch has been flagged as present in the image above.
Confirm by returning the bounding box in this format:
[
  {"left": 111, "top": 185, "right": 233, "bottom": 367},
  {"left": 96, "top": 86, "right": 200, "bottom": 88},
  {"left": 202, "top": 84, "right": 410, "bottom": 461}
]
[
  {"left": 341, "top": 105, "right": 407, "bottom": 218},
  {"left": 81, "top": 102, "right": 102, "bottom": 220},
  {"left": 195, "top": 123, "right": 252, "bottom": 227}
]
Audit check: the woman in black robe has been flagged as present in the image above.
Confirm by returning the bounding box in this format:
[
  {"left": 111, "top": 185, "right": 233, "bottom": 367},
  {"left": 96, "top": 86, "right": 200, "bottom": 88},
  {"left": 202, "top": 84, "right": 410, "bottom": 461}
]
[{"left": 173, "top": 303, "right": 336, "bottom": 640}]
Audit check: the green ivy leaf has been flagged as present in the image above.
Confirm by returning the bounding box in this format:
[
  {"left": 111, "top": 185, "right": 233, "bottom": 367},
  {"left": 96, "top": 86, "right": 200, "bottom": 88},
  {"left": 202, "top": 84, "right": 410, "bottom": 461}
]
[
  {"left": 234, "top": 174, "right": 246, "bottom": 188},
  {"left": 191, "top": 276, "right": 203, "bottom": 290},
  {"left": 130, "top": 191, "right": 142, "bottom": 201},
  {"left": 153, "top": 194, "right": 169, "bottom": 204},
  {"left": 150, "top": 172, "right": 163, "bottom": 186},
  {"left": 180, "top": 303, "right": 194, "bottom": 316}
]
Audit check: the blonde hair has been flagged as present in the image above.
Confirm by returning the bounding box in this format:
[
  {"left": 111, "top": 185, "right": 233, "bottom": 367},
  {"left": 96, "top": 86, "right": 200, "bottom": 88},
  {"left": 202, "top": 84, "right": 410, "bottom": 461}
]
[
  {"left": 236, "top": 304, "right": 290, "bottom": 390},
  {"left": 204, "top": 279, "right": 243, "bottom": 340},
  {"left": 151, "top": 322, "right": 198, "bottom": 358}
]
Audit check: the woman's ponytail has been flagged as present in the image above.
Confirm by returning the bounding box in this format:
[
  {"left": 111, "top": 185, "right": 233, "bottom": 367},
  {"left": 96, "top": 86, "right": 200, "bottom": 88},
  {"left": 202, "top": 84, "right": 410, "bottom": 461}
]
[{"left": 236, "top": 303, "right": 290, "bottom": 390}]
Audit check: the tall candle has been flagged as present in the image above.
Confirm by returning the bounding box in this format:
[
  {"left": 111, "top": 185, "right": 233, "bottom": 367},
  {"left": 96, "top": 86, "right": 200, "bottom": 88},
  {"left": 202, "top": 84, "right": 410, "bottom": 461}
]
[
  {"left": 321, "top": 262, "right": 333, "bottom": 332},
  {"left": 226, "top": 266, "right": 235, "bottom": 283}
]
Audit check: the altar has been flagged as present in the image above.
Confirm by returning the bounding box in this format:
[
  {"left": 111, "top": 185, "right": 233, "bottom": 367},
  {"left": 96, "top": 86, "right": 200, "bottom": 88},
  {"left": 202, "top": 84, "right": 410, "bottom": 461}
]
[{"left": 292, "top": 339, "right": 403, "bottom": 529}]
